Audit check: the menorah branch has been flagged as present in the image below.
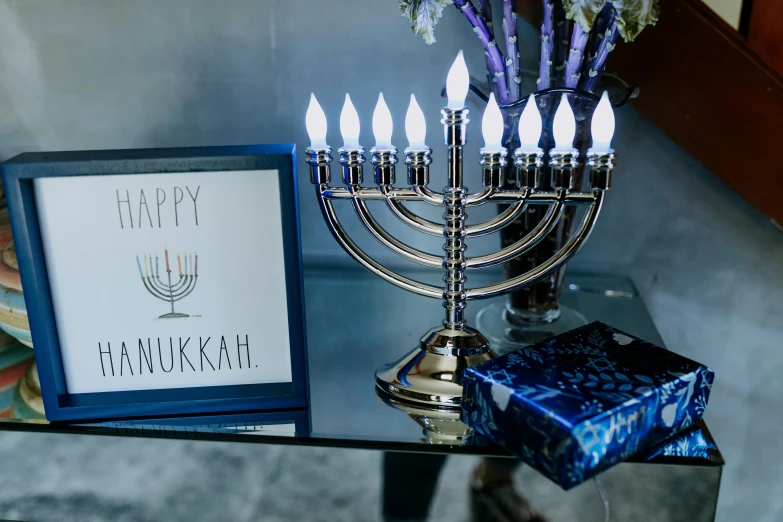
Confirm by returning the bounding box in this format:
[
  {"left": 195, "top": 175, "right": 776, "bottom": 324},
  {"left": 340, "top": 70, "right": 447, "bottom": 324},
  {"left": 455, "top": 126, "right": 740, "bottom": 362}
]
[
  {"left": 168, "top": 276, "right": 197, "bottom": 300},
  {"left": 412, "top": 186, "right": 445, "bottom": 206},
  {"left": 169, "top": 276, "right": 198, "bottom": 301},
  {"left": 466, "top": 191, "right": 605, "bottom": 299},
  {"left": 350, "top": 188, "right": 442, "bottom": 269},
  {"left": 464, "top": 187, "right": 496, "bottom": 206},
  {"left": 316, "top": 185, "right": 442, "bottom": 299},
  {"left": 465, "top": 199, "right": 565, "bottom": 269},
  {"left": 382, "top": 191, "right": 443, "bottom": 237},
  {"left": 141, "top": 277, "right": 171, "bottom": 302},
  {"left": 152, "top": 274, "right": 186, "bottom": 293},
  {"left": 322, "top": 187, "right": 423, "bottom": 200},
  {"left": 464, "top": 199, "right": 527, "bottom": 237}
]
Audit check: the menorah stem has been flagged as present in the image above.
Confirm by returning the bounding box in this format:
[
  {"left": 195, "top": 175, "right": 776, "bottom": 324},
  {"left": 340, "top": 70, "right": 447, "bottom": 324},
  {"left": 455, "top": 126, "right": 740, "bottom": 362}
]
[
  {"left": 447, "top": 145, "right": 463, "bottom": 189},
  {"left": 167, "top": 270, "right": 175, "bottom": 314},
  {"left": 442, "top": 106, "right": 470, "bottom": 331},
  {"left": 443, "top": 186, "right": 468, "bottom": 330}
]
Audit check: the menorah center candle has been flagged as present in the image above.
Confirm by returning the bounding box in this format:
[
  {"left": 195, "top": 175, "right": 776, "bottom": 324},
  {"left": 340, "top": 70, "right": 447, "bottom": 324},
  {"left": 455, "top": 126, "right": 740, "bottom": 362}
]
[{"left": 116, "top": 185, "right": 201, "bottom": 229}]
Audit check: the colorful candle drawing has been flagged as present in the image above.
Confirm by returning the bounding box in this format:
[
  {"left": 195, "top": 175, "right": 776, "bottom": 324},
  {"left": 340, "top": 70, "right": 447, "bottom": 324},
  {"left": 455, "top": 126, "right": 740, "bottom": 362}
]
[
  {"left": 165, "top": 248, "right": 170, "bottom": 272},
  {"left": 137, "top": 247, "right": 199, "bottom": 319}
]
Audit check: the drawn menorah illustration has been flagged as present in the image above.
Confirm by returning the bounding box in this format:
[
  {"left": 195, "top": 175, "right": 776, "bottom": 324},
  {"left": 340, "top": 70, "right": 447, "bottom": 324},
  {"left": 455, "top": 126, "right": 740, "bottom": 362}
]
[
  {"left": 305, "top": 52, "right": 616, "bottom": 407},
  {"left": 136, "top": 249, "right": 199, "bottom": 319}
]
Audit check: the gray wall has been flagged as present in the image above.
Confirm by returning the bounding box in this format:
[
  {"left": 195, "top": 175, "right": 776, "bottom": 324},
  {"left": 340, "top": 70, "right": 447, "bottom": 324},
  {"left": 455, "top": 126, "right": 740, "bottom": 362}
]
[{"left": 0, "top": 1, "right": 781, "bottom": 521}]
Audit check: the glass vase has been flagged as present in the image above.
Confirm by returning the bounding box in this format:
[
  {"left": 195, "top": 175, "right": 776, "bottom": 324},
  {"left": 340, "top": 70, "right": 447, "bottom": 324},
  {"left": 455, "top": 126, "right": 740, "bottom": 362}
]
[{"left": 476, "top": 81, "right": 632, "bottom": 352}]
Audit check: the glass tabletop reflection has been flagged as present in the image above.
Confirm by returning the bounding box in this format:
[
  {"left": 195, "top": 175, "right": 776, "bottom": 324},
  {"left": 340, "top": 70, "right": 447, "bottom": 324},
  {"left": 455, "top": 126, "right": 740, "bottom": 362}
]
[{"left": 0, "top": 265, "right": 722, "bottom": 464}]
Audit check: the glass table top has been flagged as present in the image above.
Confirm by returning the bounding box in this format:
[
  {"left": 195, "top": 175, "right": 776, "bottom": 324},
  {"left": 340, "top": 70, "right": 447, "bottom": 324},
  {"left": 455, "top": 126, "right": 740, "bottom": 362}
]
[
  {"left": 1, "top": 266, "right": 724, "bottom": 521},
  {"left": 0, "top": 265, "right": 723, "bottom": 464}
]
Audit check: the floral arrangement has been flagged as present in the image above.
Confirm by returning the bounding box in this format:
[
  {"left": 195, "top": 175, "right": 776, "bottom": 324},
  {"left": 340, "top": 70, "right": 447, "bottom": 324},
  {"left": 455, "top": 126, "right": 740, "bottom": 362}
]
[
  {"left": 400, "top": 0, "right": 660, "bottom": 105},
  {"left": 400, "top": 0, "right": 661, "bottom": 325}
]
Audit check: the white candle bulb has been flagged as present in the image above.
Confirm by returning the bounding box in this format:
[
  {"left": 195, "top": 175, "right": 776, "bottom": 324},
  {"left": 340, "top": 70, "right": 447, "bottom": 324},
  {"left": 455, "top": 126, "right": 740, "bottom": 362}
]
[
  {"left": 591, "top": 91, "right": 615, "bottom": 152},
  {"left": 405, "top": 94, "right": 427, "bottom": 148},
  {"left": 372, "top": 93, "right": 394, "bottom": 149},
  {"left": 481, "top": 93, "right": 504, "bottom": 151},
  {"left": 305, "top": 93, "right": 328, "bottom": 149},
  {"left": 446, "top": 50, "right": 469, "bottom": 109},
  {"left": 553, "top": 93, "right": 576, "bottom": 151},
  {"left": 340, "top": 93, "right": 361, "bottom": 149},
  {"left": 518, "top": 94, "right": 542, "bottom": 151}
]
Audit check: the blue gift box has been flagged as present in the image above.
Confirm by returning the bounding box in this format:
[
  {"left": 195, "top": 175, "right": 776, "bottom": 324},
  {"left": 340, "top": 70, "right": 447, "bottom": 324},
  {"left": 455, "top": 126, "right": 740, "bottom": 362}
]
[{"left": 461, "top": 321, "right": 715, "bottom": 489}]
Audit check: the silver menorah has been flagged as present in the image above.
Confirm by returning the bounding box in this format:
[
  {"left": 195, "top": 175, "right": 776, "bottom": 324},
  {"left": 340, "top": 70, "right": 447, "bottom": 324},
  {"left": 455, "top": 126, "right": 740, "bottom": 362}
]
[
  {"left": 305, "top": 52, "right": 616, "bottom": 408},
  {"left": 136, "top": 251, "right": 199, "bottom": 319}
]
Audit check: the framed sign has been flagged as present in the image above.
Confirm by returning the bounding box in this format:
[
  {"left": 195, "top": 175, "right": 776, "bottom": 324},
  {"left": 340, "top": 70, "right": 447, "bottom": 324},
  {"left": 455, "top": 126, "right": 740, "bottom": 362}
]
[{"left": 2, "top": 144, "right": 308, "bottom": 421}]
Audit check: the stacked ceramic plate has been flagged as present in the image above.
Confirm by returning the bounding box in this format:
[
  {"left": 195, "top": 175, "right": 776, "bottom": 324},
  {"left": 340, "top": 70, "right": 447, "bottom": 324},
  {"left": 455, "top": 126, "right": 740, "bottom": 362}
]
[
  {"left": 0, "top": 210, "right": 45, "bottom": 419},
  {"left": 0, "top": 223, "right": 32, "bottom": 347},
  {"left": 12, "top": 361, "right": 44, "bottom": 419},
  {"left": 0, "top": 331, "right": 34, "bottom": 417}
]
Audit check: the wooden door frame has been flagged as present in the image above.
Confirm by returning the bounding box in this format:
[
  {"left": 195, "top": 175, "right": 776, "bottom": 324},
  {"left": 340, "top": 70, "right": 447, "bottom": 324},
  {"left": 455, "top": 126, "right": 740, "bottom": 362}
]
[{"left": 517, "top": 0, "right": 783, "bottom": 225}]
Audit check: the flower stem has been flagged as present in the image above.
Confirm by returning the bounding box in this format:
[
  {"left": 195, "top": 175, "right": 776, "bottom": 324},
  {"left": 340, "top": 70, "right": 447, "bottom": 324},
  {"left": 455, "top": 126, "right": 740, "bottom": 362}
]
[
  {"left": 565, "top": 24, "right": 589, "bottom": 89},
  {"left": 538, "top": 1, "right": 554, "bottom": 90},
  {"left": 581, "top": 15, "right": 619, "bottom": 93},
  {"left": 453, "top": 0, "right": 509, "bottom": 104},
  {"left": 581, "top": 8, "right": 605, "bottom": 81},
  {"left": 502, "top": 0, "right": 520, "bottom": 102},
  {"left": 479, "top": 0, "right": 497, "bottom": 97},
  {"left": 554, "top": 1, "right": 569, "bottom": 87}
]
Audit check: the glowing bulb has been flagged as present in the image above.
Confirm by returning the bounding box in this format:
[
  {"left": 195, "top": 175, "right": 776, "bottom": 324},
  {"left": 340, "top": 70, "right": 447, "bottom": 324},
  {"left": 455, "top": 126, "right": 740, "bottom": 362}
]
[
  {"left": 518, "top": 94, "right": 542, "bottom": 151},
  {"left": 553, "top": 93, "right": 576, "bottom": 151},
  {"left": 591, "top": 91, "right": 615, "bottom": 152},
  {"left": 340, "top": 93, "right": 361, "bottom": 149},
  {"left": 446, "top": 50, "right": 469, "bottom": 109},
  {"left": 305, "top": 93, "right": 328, "bottom": 149},
  {"left": 481, "top": 93, "right": 504, "bottom": 151},
  {"left": 372, "top": 93, "right": 393, "bottom": 149},
  {"left": 405, "top": 94, "right": 427, "bottom": 148}
]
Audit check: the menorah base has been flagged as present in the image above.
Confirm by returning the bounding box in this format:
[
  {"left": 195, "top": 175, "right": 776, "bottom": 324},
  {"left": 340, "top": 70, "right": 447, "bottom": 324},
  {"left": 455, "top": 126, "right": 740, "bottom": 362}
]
[
  {"left": 377, "top": 390, "right": 472, "bottom": 445},
  {"left": 158, "top": 312, "right": 189, "bottom": 319},
  {"left": 375, "top": 325, "right": 497, "bottom": 408}
]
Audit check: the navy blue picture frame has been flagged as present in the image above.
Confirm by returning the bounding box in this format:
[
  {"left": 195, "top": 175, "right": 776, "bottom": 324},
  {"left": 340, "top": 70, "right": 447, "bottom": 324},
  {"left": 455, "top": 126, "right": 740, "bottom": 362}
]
[{"left": 2, "top": 144, "right": 309, "bottom": 421}]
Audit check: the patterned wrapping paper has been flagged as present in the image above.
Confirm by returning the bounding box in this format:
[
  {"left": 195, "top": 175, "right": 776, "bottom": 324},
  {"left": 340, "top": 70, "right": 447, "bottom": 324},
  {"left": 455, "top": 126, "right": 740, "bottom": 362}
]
[
  {"left": 461, "top": 321, "right": 715, "bottom": 490},
  {"left": 639, "top": 420, "right": 722, "bottom": 464}
]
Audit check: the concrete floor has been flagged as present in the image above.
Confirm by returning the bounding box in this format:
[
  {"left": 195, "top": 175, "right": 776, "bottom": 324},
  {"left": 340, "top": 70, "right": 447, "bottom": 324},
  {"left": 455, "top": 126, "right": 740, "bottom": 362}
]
[
  {"left": 0, "top": 1, "right": 781, "bottom": 521},
  {"left": 0, "top": 430, "right": 723, "bottom": 522}
]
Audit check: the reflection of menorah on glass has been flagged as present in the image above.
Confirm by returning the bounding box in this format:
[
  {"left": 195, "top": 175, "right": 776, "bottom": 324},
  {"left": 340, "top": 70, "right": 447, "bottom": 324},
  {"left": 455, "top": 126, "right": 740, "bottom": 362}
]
[
  {"left": 305, "top": 51, "right": 617, "bottom": 408},
  {"left": 135, "top": 248, "right": 199, "bottom": 319}
]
